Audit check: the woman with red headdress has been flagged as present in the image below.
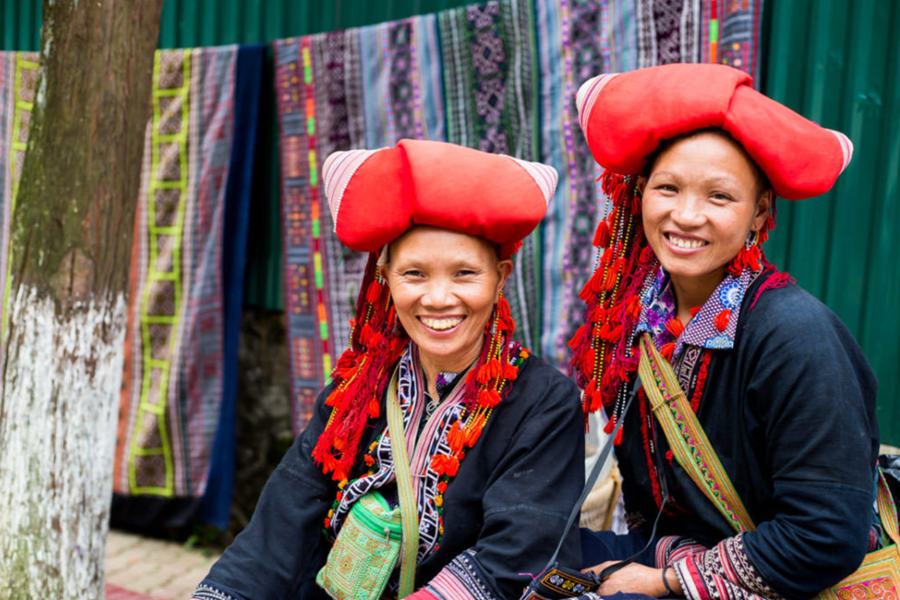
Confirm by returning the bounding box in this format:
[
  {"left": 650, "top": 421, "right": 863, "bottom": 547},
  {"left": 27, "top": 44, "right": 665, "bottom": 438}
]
[
  {"left": 192, "top": 140, "right": 584, "bottom": 600},
  {"left": 570, "top": 64, "right": 880, "bottom": 600}
]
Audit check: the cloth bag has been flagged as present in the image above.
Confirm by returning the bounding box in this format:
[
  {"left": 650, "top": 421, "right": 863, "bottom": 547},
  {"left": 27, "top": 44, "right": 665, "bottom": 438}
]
[
  {"left": 317, "top": 368, "right": 420, "bottom": 600},
  {"left": 637, "top": 333, "right": 900, "bottom": 600}
]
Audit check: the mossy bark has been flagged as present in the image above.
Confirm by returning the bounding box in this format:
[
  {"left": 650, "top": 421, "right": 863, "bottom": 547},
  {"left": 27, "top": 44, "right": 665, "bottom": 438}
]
[{"left": 0, "top": 1, "right": 162, "bottom": 598}]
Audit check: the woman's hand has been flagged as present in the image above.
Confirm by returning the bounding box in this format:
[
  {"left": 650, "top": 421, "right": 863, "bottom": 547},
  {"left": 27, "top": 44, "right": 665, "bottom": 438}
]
[{"left": 583, "top": 562, "right": 682, "bottom": 597}]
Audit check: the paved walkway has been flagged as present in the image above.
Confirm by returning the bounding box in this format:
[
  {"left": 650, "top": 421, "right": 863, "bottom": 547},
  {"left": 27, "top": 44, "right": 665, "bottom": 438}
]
[{"left": 105, "top": 530, "right": 221, "bottom": 600}]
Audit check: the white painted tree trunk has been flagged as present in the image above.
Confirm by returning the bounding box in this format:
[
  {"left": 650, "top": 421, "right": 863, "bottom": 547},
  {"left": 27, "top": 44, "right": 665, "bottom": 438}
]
[{"left": 0, "top": 287, "right": 126, "bottom": 599}]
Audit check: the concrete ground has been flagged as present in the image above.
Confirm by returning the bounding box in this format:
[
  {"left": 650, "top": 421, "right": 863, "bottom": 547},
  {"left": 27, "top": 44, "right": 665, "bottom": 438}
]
[{"left": 105, "top": 529, "right": 221, "bottom": 600}]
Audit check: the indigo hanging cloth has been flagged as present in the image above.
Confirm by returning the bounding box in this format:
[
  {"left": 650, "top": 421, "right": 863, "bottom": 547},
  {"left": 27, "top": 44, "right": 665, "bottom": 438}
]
[{"left": 112, "top": 44, "right": 263, "bottom": 529}]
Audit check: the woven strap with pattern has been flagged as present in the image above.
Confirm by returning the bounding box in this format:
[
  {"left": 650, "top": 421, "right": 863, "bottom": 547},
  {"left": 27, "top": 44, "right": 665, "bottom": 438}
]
[{"left": 387, "top": 368, "right": 420, "bottom": 597}]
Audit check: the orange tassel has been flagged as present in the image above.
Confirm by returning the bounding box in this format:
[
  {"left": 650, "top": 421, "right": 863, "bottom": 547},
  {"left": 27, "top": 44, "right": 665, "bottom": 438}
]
[
  {"left": 690, "top": 306, "right": 702, "bottom": 317},
  {"left": 466, "top": 414, "right": 487, "bottom": 445},
  {"left": 665, "top": 317, "right": 684, "bottom": 338},
  {"left": 660, "top": 343, "right": 675, "bottom": 360},
  {"left": 447, "top": 422, "right": 465, "bottom": 454},
  {"left": 431, "top": 454, "right": 460, "bottom": 477},
  {"left": 478, "top": 389, "right": 502, "bottom": 408},
  {"left": 715, "top": 309, "right": 732, "bottom": 331}
]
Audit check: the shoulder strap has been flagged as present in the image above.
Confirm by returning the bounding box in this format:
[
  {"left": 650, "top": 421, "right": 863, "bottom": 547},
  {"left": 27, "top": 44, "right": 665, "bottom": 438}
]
[
  {"left": 877, "top": 468, "right": 900, "bottom": 548},
  {"left": 387, "top": 368, "right": 419, "bottom": 598},
  {"left": 637, "top": 333, "right": 756, "bottom": 534}
]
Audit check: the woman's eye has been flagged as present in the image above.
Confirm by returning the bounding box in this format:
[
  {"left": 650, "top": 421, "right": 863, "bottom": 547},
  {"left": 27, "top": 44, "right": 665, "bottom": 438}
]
[
  {"left": 710, "top": 192, "right": 733, "bottom": 202},
  {"left": 403, "top": 270, "right": 424, "bottom": 278},
  {"left": 456, "top": 270, "right": 477, "bottom": 277},
  {"left": 655, "top": 184, "right": 677, "bottom": 193}
]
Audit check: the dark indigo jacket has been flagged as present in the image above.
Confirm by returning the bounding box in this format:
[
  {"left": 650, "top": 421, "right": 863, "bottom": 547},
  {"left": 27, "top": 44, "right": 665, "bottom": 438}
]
[
  {"left": 616, "top": 273, "right": 880, "bottom": 600},
  {"left": 198, "top": 354, "right": 585, "bottom": 600}
]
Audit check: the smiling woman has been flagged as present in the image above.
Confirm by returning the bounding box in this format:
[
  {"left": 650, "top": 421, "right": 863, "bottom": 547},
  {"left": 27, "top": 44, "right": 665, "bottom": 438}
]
[
  {"left": 639, "top": 130, "right": 771, "bottom": 323},
  {"left": 192, "top": 140, "right": 587, "bottom": 600},
  {"left": 568, "top": 64, "right": 880, "bottom": 600},
  {"left": 384, "top": 227, "right": 513, "bottom": 393}
]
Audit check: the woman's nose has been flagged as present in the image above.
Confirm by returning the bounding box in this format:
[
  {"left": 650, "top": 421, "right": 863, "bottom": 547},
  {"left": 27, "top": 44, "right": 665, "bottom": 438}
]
[
  {"left": 421, "top": 279, "right": 454, "bottom": 307},
  {"left": 670, "top": 195, "right": 706, "bottom": 228}
]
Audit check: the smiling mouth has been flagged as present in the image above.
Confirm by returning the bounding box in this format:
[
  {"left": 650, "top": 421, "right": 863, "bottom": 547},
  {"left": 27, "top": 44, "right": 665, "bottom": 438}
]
[
  {"left": 419, "top": 316, "right": 465, "bottom": 331},
  {"left": 666, "top": 233, "right": 709, "bottom": 250}
]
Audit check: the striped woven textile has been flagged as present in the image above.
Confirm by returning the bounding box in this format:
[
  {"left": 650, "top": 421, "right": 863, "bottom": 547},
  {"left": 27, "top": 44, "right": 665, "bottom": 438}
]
[
  {"left": 1, "top": 47, "right": 261, "bottom": 528},
  {"left": 275, "top": 0, "right": 766, "bottom": 433},
  {"left": 0, "top": 52, "right": 38, "bottom": 349},
  {"left": 114, "top": 46, "right": 241, "bottom": 509}
]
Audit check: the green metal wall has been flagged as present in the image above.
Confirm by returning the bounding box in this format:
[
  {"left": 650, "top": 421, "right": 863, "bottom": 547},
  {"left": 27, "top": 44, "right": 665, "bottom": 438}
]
[
  {"left": 762, "top": 0, "right": 900, "bottom": 445},
  {"left": 2, "top": 0, "right": 898, "bottom": 443}
]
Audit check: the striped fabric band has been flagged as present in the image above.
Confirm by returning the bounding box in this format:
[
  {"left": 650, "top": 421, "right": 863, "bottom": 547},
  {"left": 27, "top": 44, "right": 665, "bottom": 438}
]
[
  {"left": 322, "top": 148, "right": 382, "bottom": 228},
  {"left": 576, "top": 73, "right": 619, "bottom": 134},
  {"left": 427, "top": 552, "right": 498, "bottom": 600},
  {"left": 828, "top": 129, "right": 854, "bottom": 174},
  {"left": 505, "top": 155, "right": 559, "bottom": 206}
]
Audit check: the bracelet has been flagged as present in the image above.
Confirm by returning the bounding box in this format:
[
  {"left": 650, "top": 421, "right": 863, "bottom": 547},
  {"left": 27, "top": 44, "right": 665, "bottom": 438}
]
[{"left": 661, "top": 566, "right": 676, "bottom": 597}]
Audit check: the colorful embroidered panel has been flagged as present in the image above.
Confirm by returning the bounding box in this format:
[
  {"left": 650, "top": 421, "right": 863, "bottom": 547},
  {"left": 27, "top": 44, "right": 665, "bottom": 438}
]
[
  {"left": 114, "top": 46, "right": 238, "bottom": 498},
  {"left": 273, "top": 0, "right": 766, "bottom": 432},
  {"left": 701, "top": 0, "right": 764, "bottom": 81}
]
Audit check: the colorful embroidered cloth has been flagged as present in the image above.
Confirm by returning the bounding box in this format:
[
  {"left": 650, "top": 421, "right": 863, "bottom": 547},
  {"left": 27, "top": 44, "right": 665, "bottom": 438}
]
[
  {"left": 113, "top": 45, "right": 262, "bottom": 528},
  {"left": 635, "top": 267, "right": 755, "bottom": 358},
  {"left": 273, "top": 0, "right": 766, "bottom": 432}
]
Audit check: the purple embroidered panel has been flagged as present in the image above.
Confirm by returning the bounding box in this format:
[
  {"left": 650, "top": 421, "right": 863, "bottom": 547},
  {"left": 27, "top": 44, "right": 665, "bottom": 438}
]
[{"left": 635, "top": 267, "right": 755, "bottom": 358}]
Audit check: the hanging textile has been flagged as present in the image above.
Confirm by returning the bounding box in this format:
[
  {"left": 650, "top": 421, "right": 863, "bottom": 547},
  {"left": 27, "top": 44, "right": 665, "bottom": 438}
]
[
  {"left": 702, "top": 0, "right": 764, "bottom": 81},
  {"left": 537, "top": 0, "right": 704, "bottom": 366},
  {"left": 274, "top": 0, "right": 765, "bottom": 433},
  {"left": 0, "top": 52, "right": 38, "bottom": 347},
  {"left": 112, "top": 45, "right": 263, "bottom": 529}
]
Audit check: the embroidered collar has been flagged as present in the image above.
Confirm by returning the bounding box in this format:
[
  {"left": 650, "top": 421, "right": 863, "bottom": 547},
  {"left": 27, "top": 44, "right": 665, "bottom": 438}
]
[{"left": 635, "top": 266, "right": 755, "bottom": 358}]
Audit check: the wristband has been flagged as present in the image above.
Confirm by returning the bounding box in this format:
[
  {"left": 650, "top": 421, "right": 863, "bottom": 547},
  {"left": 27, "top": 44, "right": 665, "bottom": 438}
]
[{"left": 661, "top": 566, "right": 676, "bottom": 597}]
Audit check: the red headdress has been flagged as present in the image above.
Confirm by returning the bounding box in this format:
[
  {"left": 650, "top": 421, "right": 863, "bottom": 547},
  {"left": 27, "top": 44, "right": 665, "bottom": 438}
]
[
  {"left": 315, "top": 139, "right": 556, "bottom": 481},
  {"left": 569, "top": 64, "right": 853, "bottom": 429}
]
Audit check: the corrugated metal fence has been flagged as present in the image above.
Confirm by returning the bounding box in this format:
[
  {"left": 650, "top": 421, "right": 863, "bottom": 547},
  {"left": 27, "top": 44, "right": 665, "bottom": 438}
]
[
  {"left": 1, "top": 0, "right": 897, "bottom": 444},
  {"left": 762, "top": 0, "right": 899, "bottom": 444}
]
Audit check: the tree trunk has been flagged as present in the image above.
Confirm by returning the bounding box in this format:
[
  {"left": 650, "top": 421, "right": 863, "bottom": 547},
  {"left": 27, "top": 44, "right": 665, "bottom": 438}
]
[{"left": 0, "top": 1, "right": 163, "bottom": 598}]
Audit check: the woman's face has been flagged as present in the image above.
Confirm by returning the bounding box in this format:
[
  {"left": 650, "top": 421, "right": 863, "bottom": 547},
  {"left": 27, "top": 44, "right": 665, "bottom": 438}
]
[
  {"left": 640, "top": 131, "right": 770, "bottom": 285},
  {"left": 383, "top": 226, "right": 513, "bottom": 372}
]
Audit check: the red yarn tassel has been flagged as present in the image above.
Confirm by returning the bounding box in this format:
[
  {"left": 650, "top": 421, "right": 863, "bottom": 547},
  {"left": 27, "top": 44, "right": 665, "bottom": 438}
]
[{"left": 593, "top": 220, "right": 611, "bottom": 248}]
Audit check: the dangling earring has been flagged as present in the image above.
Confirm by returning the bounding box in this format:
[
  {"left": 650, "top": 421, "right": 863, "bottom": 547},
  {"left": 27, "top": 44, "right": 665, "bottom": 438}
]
[
  {"left": 745, "top": 230, "right": 759, "bottom": 249},
  {"left": 488, "top": 291, "right": 514, "bottom": 336},
  {"left": 727, "top": 229, "right": 762, "bottom": 277}
]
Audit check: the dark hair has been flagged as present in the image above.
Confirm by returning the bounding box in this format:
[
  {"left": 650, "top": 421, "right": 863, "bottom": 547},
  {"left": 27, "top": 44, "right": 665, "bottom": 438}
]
[{"left": 641, "top": 127, "right": 772, "bottom": 197}]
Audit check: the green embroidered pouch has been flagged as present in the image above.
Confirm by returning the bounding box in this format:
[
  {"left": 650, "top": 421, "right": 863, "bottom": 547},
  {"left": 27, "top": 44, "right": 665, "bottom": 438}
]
[{"left": 316, "top": 491, "right": 402, "bottom": 600}]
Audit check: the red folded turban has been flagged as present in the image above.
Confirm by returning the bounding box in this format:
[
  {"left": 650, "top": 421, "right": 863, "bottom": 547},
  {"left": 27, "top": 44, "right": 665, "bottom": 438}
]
[
  {"left": 322, "top": 139, "right": 558, "bottom": 258},
  {"left": 575, "top": 63, "right": 853, "bottom": 200}
]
